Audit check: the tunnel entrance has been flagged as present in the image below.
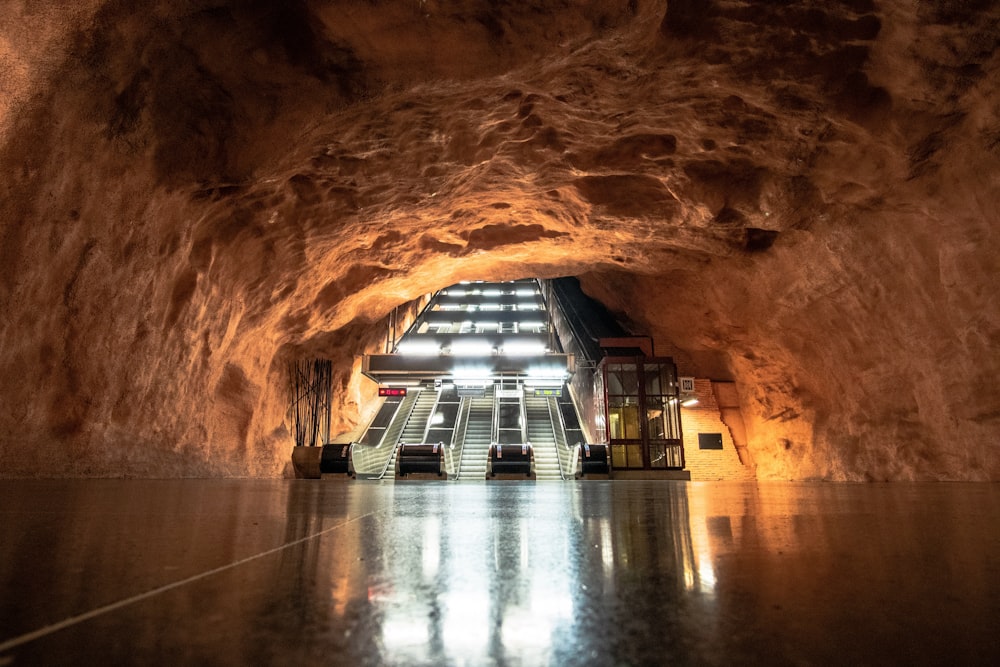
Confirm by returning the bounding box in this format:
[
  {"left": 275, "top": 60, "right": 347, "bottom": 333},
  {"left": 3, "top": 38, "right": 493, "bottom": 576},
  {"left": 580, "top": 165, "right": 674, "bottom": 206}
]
[{"left": 292, "top": 278, "right": 689, "bottom": 480}]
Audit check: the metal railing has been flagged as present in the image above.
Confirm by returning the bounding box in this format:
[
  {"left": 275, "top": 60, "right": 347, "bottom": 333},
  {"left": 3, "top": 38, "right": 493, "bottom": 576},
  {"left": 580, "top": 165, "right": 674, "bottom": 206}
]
[
  {"left": 444, "top": 397, "right": 470, "bottom": 477},
  {"left": 422, "top": 389, "right": 442, "bottom": 444}
]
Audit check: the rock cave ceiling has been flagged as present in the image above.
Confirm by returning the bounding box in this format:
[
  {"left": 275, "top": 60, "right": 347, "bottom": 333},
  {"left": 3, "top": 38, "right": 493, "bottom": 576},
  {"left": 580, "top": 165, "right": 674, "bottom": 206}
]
[{"left": 1, "top": 0, "right": 998, "bottom": 480}]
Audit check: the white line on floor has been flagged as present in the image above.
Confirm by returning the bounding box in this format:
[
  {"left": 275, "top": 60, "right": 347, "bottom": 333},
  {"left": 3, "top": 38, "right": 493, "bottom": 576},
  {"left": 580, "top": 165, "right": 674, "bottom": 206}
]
[{"left": 0, "top": 511, "right": 378, "bottom": 654}]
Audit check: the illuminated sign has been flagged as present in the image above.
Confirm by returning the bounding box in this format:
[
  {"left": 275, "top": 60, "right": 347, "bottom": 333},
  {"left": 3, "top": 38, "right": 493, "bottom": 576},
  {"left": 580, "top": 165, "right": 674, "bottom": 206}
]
[
  {"left": 532, "top": 388, "right": 563, "bottom": 397},
  {"left": 379, "top": 387, "right": 408, "bottom": 397}
]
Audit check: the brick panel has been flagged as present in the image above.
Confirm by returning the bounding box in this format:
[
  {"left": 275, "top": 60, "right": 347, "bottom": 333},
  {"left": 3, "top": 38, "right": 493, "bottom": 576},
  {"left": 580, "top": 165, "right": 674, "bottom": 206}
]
[{"left": 682, "top": 379, "right": 755, "bottom": 481}]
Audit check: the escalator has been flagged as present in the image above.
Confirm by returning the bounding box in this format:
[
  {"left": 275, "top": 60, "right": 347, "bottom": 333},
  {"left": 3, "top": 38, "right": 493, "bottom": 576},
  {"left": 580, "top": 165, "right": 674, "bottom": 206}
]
[
  {"left": 352, "top": 393, "right": 414, "bottom": 479},
  {"left": 524, "top": 395, "right": 562, "bottom": 480},
  {"left": 386, "top": 388, "right": 438, "bottom": 476},
  {"left": 352, "top": 385, "right": 581, "bottom": 482},
  {"left": 457, "top": 387, "right": 495, "bottom": 480}
]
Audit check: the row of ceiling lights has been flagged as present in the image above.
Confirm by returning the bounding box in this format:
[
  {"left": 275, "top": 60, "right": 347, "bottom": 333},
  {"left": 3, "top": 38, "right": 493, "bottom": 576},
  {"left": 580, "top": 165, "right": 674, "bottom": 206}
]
[
  {"left": 436, "top": 303, "right": 543, "bottom": 311},
  {"left": 397, "top": 340, "right": 549, "bottom": 356},
  {"left": 443, "top": 288, "right": 538, "bottom": 297}
]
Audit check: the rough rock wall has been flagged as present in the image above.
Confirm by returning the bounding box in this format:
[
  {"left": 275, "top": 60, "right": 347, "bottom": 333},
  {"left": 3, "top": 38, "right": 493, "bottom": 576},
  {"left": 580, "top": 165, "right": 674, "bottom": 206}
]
[{"left": 1, "top": 1, "right": 997, "bottom": 479}]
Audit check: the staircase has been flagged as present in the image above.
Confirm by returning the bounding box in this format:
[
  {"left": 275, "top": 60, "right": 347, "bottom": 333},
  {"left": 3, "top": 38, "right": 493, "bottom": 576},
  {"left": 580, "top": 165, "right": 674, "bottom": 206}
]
[
  {"left": 525, "top": 395, "right": 562, "bottom": 480},
  {"left": 457, "top": 389, "right": 494, "bottom": 480}
]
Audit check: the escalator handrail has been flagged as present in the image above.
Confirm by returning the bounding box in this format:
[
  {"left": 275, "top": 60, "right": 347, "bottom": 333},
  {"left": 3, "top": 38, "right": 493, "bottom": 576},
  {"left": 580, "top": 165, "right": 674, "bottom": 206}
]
[
  {"left": 546, "top": 396, "right": 570, "bottom": 480},
  {"left": 446, "top": 397, "right": 471, "bottom": 478}
]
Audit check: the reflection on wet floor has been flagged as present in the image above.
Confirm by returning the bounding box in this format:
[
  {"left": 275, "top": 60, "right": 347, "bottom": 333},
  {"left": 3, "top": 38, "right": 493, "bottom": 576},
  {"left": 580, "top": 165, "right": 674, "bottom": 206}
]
[{"left": 1, "top": 480, "right": 999, "bottom": 665}]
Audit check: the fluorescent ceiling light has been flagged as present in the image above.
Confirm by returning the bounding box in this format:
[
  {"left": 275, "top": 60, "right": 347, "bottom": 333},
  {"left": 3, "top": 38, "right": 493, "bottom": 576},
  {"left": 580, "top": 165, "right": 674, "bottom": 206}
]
[
  {"left": 501, "top": 341, "right": 547, "bottom": 356},
  {"left": 449, "top": 340, "right": 494, "bottom": 356},
  {"left": 396, "top": 341, "right": 440, "bottom": 356}
]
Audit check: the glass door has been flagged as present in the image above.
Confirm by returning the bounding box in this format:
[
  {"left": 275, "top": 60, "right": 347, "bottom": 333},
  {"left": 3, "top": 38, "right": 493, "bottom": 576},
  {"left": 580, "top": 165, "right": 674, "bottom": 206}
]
[
  {"left": 606, "top": 362, "right": 644, "bottom": 468},
  {"left": 604, "top": 359, "right": 684, "bottom": 470}
]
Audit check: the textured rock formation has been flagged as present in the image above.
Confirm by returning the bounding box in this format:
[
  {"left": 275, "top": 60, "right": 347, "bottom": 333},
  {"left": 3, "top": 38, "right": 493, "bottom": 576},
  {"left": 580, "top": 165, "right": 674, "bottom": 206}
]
[{"left": 1, "top": 0, "right": 998, "bottom": 479}]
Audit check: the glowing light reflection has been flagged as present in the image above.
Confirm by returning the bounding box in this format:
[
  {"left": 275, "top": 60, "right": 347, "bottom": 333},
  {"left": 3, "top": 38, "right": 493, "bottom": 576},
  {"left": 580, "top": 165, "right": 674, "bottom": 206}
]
[
  {"left": 443, "top": 591, "right": 490, "bottom": 652},
  {"left": 422, "top": 516, "right": 440, "bottom": 580},
  {"left": 371, "top": 491, "right": 580, "bottom": 666},
  {"left": 381, "top": 617, "right": 430, "bottom": 652},
  {"left": 502, "top": 614, "right": 551, "bottom": 649}
]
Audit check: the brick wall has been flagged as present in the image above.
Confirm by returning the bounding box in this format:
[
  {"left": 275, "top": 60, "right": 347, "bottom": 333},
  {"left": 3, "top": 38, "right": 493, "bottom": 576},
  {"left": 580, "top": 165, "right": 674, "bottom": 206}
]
[{"left": 682, "top": 379, "right": 755, "bottom": 481}]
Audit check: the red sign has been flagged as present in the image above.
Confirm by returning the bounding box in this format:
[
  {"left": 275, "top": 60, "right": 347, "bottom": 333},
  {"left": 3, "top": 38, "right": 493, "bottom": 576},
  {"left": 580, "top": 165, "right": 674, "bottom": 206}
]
[{"left": 378, "top": 387, "right": 408, "bottom": 397}]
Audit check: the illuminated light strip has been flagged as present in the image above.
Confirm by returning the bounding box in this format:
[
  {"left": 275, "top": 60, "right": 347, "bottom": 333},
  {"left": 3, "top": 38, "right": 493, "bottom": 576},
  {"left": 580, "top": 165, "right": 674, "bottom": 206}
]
[
  {"left": 0, "top": 510, "right": 382, "bottom": 653},
  {"left": 500, "top": 341, "right": 547, "bottom": 356},
  {"left": 397, "top": 341, "right": 440, "bottom": 356},
  {"left": 449, "top": 341, "right": 494, "bottom": 356}
]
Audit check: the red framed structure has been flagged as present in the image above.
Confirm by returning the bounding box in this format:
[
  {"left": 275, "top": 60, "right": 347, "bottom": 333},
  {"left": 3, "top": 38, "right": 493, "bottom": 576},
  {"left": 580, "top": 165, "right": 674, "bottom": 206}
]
[{"left": 597, "top": 353, "right": 684, "bottom": 471}]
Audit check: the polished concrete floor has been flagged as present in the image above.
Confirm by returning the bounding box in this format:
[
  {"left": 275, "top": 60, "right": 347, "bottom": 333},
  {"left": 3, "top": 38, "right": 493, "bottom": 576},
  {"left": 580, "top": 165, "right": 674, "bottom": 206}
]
[{"left": 1, "top": 480, "right": 999, "bottom": 666}]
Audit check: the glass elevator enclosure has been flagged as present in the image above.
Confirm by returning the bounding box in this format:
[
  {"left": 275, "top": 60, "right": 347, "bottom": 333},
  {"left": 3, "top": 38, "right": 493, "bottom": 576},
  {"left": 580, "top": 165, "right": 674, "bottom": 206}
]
[{"left": 599, "top": 358, "right": 684, "bottom": 470}]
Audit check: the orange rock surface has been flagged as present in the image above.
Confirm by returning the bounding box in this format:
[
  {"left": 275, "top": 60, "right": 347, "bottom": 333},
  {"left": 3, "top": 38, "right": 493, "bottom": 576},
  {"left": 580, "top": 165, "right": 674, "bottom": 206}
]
[{"left": 1, "top": 1, "right": 997, "bottom": 479}]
